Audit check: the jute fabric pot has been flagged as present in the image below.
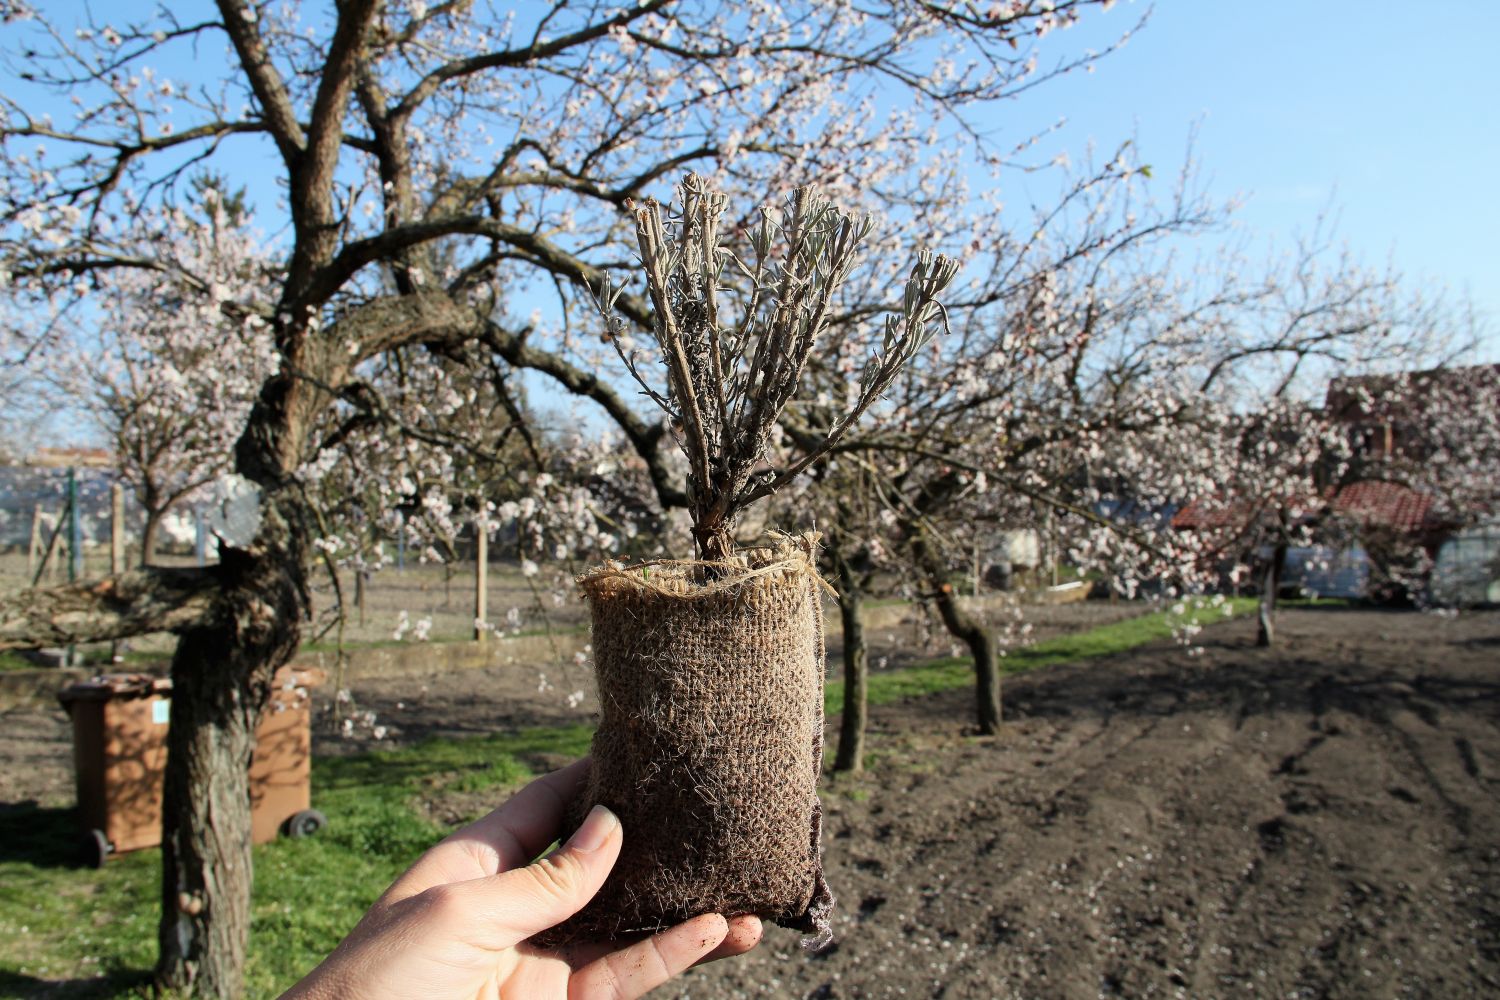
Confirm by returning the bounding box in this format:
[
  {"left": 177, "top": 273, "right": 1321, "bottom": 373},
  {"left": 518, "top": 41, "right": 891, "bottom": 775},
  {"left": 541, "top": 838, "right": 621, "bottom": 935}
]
[{"left": 537, "top": 538, "right": 834, "bottom": 948}]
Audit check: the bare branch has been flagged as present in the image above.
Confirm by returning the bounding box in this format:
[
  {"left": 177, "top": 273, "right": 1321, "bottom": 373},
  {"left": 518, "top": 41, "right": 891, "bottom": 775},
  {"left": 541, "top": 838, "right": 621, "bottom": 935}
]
[
  {"left": 390, "top": 0, "right": 674, "bottom": 122},
  {"left": 0, "top": 568, "right": 220, "bottom": 650},
  {"left": 214, "top": 0, "right": 306, "bottom": 162},
  {"left": 596, "top": 174, "right": 957, "bottom": 559},
  {"left": 480, "top": 322, "right": 688, "bottom": 511}
]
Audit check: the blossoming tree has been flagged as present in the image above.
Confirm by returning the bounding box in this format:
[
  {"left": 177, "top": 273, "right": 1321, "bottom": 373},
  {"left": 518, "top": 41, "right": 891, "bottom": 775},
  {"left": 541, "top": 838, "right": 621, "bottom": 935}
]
[
  {"left": 0, "top": 0, "right": 1135, "bottom": 992},
  {"left": 32, "top": 184, "right": 280, "bottom": 562},
  {"left": 773, "top": 168, "right": 1478, "bottom": 749}
]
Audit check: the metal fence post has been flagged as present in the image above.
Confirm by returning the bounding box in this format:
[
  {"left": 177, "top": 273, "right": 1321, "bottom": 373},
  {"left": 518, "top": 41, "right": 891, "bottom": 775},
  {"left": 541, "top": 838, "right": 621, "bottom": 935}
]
[
  {"left": 110, "top": 482, "right": 126, "bottom": 664},
  {"left": 111, "top": 483, "right": 125, "bottom": 574},
  {"left": 66, "top": 467, "right": 80, "bottom": 667},
  {"left": 67, "top": 467, "right": 82, "bottom": 581},
  {"left": 474, "top": 514, "right": 488, "bottom": 642},
  {"left": 27, "top": 503, "right": 43, "bottom": 581}
]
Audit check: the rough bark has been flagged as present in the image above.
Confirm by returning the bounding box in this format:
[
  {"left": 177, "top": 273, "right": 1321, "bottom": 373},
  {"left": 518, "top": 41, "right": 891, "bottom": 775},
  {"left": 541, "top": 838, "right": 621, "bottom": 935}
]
[
  {"left": 831, "top": 545, "right": 869, "bottom": 773},
  {"left": 155, "top": 489, "right": 308, "bottom": 996},
  {"left": 692, "top": 516, "right": 735, "bottom": 564},
  {"left": 150, "top": 329, "right": 331, "bottom": 993},
  {"left": 149, "top": 4, "right": 382, "bottom": 976},
  {"left": 0, "top": 568, "right": 219, "bottom": 650},
  {"left": 912, "top": 528, "right": 1001, "bottom": 735},
  {"left": 147, "top": 97, "right": 369, "bottom": 986}
]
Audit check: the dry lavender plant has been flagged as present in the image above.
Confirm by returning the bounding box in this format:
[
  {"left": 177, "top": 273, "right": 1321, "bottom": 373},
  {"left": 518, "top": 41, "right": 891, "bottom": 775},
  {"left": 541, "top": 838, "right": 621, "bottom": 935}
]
[{"left": 595, "top": 173, "right": 960, "bottom": 561}]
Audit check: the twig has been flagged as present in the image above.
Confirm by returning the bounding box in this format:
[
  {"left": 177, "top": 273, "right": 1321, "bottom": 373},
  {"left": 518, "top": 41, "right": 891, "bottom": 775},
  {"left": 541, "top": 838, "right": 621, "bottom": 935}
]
[{"left": 595, "top": 173, "right": 959, "bottom": 561}]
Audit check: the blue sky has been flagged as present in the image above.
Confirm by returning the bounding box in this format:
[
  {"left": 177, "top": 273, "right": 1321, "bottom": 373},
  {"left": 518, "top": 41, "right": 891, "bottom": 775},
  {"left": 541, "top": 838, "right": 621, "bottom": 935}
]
[
  {"left": 12, "top": 0, "right": 1497, "bottom": 380},
  {"left": 1021, "top": 0, "right": 1498, "bottom": 353},
  {"left": 23, "top": 0, "right": 1495, "bottom": 343}
]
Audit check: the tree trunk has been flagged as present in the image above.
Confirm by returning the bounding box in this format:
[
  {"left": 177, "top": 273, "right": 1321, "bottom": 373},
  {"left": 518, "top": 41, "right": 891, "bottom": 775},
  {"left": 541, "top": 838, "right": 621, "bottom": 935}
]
[
  {"left": 142, "top": 507, "right": 165, "bottom": 568},
  {"left": 831, "top": 546, "right": 869, "bottom": 774},
  {"left": 933, "top": 580, "right": 1001, "bottom": 734},
  {"left": 1256, "top": 540, "right": 1288, "bottom": 648},
  {"left": 156, "top": 636, "right": 261, "bottom": 996},
  {"left": 911, "top": 529, "right": 1001, "bottom": 734},
  {"left": 155, "top": 492, "right": 308, "bottom": 996}
]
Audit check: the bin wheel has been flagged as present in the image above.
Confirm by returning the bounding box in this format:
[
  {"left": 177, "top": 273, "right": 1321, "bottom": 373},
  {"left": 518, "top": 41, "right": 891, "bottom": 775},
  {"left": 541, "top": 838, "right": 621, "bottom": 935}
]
[
  {"left": 82, "top": 829, "right": 113, "bottom": 869},
  {"left": 284, "top": 809, "right": 328, "bottom": 839}
]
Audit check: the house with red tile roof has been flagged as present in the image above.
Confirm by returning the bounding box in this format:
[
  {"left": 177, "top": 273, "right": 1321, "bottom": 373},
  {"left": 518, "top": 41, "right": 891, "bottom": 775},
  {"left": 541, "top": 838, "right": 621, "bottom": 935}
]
[{"left": 1173, "top": 364, "right": 1499, "bottom": 603}]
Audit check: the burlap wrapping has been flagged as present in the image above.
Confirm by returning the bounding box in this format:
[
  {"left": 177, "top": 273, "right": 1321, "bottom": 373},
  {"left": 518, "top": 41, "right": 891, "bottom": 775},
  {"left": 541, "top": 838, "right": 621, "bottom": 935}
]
[{"left": 535, "top": 537, "right": 835, "bottom": 949}]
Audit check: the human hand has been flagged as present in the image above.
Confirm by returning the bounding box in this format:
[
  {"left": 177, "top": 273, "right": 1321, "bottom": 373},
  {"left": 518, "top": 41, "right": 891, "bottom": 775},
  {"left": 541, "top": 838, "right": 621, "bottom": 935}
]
[{"left": 281, "top": 758, "right": 762, "bottom": 999}]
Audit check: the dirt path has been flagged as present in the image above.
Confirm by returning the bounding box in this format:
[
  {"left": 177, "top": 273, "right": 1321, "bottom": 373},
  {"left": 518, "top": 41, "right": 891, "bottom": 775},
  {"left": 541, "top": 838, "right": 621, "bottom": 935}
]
[{"left": 674, "top": 606, "right": 1500, "bottom": 998}]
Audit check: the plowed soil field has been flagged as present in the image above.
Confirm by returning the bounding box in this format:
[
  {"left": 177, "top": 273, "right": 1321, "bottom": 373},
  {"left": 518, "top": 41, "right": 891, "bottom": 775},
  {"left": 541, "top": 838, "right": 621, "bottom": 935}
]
[{"left": 677, "top": 606, "right": 1500, "bottom": 999}]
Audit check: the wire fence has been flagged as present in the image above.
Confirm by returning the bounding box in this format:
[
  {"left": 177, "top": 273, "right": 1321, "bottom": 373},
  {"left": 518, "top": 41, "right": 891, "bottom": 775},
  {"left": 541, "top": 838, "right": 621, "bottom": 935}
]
[
  {"left": 6, "top": 463, "right": 1496, "bottom": 667},
  {"left": 0, "top": 465, "right": 590, "bottom": 664}
]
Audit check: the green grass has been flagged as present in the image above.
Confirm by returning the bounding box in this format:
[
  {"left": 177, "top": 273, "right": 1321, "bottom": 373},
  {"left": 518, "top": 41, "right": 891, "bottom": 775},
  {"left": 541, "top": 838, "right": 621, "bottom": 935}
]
[
  {"left": 0, "top": 600, "right": 1248, "bottom": 998},
  {"left": 1280, "top": 596, "right": 1359, "bottom": 609},
  {"left": 0, "top": 724, "right": 594, "bottom": 998}
]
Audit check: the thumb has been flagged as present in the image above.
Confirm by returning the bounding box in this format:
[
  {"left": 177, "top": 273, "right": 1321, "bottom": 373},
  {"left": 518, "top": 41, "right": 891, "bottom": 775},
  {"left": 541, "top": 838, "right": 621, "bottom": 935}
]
[{"left": 421, "top": 804, "right": 623, "bottom": 950}]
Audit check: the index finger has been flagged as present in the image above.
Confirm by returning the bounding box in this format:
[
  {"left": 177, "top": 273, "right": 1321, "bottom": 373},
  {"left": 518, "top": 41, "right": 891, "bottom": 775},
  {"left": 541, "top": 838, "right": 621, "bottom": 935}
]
[{"left": 384, "top": 757, "right": 592, "bottom": 904}]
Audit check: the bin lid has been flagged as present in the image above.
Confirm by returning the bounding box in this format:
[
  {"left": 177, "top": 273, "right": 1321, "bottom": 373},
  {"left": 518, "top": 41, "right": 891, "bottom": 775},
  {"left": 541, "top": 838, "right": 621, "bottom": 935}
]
[{"left": 57, "top": 672, "right": 171, "bottom": 704}]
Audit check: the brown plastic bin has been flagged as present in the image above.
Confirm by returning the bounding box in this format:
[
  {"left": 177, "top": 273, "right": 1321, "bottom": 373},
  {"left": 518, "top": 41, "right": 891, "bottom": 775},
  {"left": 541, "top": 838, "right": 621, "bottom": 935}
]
[{"left": 58, "top": 667, "right": 327, "bottom": 867}]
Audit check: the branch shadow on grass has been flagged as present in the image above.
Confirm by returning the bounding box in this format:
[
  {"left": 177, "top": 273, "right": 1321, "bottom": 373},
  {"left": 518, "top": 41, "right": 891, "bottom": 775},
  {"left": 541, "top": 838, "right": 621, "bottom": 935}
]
[
  {"left": 0, "top": 967, "right": 152, "bottom": 999},
  {"left": 0, "top": 801, "right": 89, "bottom": 869}
]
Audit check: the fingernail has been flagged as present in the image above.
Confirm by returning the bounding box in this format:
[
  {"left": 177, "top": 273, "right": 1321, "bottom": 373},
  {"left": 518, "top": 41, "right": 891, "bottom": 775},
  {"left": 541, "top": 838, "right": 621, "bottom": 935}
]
[{"left": 566, "top": 804, "right": 618, "bottom": 854}]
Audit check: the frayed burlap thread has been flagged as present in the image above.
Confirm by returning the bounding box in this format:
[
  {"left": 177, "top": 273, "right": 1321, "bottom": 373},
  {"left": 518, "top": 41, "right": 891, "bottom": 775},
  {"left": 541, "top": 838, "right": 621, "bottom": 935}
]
[{"left": 535, "top": 537, "right": 835, "bottom": 950}]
